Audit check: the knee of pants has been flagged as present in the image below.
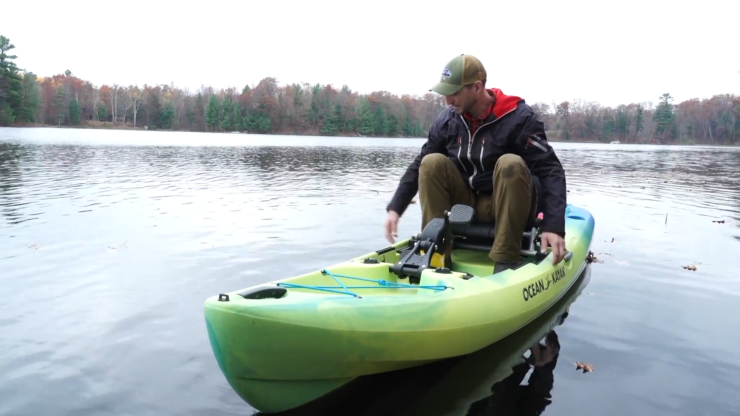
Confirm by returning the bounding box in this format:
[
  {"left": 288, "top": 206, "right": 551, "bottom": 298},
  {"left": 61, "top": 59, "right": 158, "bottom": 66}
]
[
  {"left": 420, "top": 153, "right": 449, "bottom": 172},
  {"left": 496, "top": 153, "right": 526, "bottom": 168},
  {"left": 495, "top": 153, "right": 527, "bottom": 180}
]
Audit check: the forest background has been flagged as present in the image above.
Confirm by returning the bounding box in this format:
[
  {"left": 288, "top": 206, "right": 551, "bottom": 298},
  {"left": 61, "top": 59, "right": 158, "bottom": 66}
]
[{"left": 1, "top": 35, "right": 738, "bottom": 146}]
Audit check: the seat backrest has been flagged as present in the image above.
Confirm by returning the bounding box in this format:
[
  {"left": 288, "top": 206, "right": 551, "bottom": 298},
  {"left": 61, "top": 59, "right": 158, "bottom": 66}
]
[{"left": 450, "top": 221, "right": 496, "bottom": 241}]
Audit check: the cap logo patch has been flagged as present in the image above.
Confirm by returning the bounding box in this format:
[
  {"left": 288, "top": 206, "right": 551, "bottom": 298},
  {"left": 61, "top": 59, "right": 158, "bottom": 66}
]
[{"left": 441, "top": 68, "right": 451, "bottom": 80}]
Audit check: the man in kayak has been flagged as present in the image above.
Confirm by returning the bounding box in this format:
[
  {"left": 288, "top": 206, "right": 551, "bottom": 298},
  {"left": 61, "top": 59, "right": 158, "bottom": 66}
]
[{"left": 383, "top": 54, "right": 567, "bottom": 274}]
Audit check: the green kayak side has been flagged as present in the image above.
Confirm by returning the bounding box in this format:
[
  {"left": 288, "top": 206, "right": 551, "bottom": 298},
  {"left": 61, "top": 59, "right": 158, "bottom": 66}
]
[
  {"left": 204, "top": 204, "right": 595, "bottom": 413},
  {"left": 267, "top": 260, "right": 593, "bottom": 416}
]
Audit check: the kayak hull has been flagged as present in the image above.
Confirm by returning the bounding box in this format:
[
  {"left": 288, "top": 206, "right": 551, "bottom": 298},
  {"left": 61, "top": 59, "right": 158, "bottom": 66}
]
[{"left": 204, "top": 204, "right": 595, "bottom": 413}]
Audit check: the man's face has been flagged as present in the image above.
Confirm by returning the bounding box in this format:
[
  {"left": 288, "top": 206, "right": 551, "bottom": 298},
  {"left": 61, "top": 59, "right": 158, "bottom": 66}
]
[{"left": 444, "top": 84, "right": 476, "bottom": 115}]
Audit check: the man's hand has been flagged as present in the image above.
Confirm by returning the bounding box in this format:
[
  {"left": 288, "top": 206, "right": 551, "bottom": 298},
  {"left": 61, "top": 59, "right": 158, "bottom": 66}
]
[
  {"left": 384, "top": 210, "right": 400, "bottom": 244},
  {"left": 540, "top": 232, "right": 566, "bottom": 265}
]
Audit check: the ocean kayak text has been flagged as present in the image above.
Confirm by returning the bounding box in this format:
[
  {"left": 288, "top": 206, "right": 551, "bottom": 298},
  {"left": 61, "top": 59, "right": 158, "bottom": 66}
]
[{"left": 522, "top": 266, "right": 566, "bottom": 301}]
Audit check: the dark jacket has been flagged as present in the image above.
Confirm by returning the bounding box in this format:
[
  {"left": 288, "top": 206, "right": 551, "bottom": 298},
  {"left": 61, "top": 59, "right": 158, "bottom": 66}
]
[{"left": 387, "top": 88, "right": 567, "bottom": 236}]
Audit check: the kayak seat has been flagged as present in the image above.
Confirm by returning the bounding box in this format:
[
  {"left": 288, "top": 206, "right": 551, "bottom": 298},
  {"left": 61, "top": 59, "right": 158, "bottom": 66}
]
[
  {"left": 450, "top": 207, "right": 541, "bottom": 256},
  {"left": 449, "top": 177, "right": 542, "bottom": 257}
]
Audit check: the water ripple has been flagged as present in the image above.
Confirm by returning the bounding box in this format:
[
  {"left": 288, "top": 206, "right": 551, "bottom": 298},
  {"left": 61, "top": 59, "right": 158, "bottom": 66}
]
[{"left": 1, "top": 130, "right": 739, "bottom": 416}]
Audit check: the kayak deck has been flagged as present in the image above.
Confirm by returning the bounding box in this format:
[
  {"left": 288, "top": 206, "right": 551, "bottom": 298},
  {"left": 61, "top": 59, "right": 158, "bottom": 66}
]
[
  {"left": 232, "top": 230, "right": 565, "bottom": 303},
  {"left": 260, "top": 247, "right": 530, "bottom": 299}
]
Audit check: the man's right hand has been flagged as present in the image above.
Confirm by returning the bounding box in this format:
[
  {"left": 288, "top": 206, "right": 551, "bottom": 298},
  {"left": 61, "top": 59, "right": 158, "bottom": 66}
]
[{"left": 384, "top": 210, "right": 400, "bottom": 244}]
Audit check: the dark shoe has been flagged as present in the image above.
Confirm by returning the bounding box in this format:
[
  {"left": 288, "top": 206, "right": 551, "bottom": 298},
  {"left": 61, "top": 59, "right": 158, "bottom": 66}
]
[{"left": 493, "top": 262, "right": 516, "bottom": 274}]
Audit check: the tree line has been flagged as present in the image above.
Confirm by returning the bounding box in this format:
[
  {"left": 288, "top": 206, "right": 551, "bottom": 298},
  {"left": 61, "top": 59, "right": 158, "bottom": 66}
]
[
  {"left": 1, "top": 35, "right": 738, "bottom": 145},
  {"left": 531, "top": 93, "right": 738, "bottom": 145}
]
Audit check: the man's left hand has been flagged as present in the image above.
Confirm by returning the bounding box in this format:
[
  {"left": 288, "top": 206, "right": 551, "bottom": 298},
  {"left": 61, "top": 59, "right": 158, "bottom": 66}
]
[{"left": 541, "top": 232, "right": 566, "bottom": 265}]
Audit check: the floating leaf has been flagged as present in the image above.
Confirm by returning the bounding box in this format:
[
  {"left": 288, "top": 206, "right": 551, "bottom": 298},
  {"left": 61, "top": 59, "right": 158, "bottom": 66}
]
[
  {"left": 682, "top": 264, "right": 697, "bottom": 271},
  {"left": 108, "top": 241, "right": 128, "bottom": 250},
  {"left": 611, "top": 237, "right": 615, "bottom": 243},
  {"left": 28, "top": 244, "right": 42, "bottom": 250},
  {"left": 586, "top": 251, "right": 603, "bottom": 264},
  {"left": 712, "top": 220, "right": 725, "bottom": 224},
  {"left": 575, "top": 362, "right": 595, "bottom": 373}
]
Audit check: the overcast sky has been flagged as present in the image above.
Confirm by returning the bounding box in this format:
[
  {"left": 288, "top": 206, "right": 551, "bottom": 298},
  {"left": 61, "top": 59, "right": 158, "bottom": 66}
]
[{"left": 2, "top": 0, "right": 738, "bottom": 108}]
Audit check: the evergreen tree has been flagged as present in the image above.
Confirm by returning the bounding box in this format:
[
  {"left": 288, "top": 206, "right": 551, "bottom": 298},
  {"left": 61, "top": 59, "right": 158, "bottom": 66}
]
[
  {"left": 374, "top": 105, "right": 389, "bottom": 136},
  {"left": 220, "top": 99, "right": 232, "bottom": 131},
  {"left": 357, "top": 97, "right": 374, "bottom": 135},
  {"left": 97, "top": 103, "right": 109, "bottom": 121},
  {"left": 53, "top": 86, "right": 65, "bottom": 127},
  {"left": 387, "top": 112, "right": 399, "bottom": 137},
  {"left": 157, "top": 102, "right": 175, "bottom": 129},
  {"left": 0, "top": 37, "right": 18, "bottom": 109},
  {"left": 333, "top": 104, "right": 343, "bottom": 134},
  {"left": 616, "top": 107, "right": 630, "bottom": 140},
  {"left": 193, "top": 92, "right": 205, "bottom": 130},
  {"left": 634, "top": 104, "right": 644, "bottom": 139},
  {"left": 309, "top": 98, "right": 318, "bottom": 127},
  {"left": 321, "top": 104, "right": 341, "bottom": 135},
  {"left": 232, "top": 102, "right": 241, "bottom": 131},
  {"left": 654, "top": 93, "right": 674, "bottom": 140},
  {"left": 205, "top": 94, "right": 220, "bottom": 131},
  {"left": 601, "top": 115, "right": 615, "bottom": 142},
  {"left": 400, "top": 105, "right": 412, "bottom": 137},
  {"left": 0, "top": 35, "right": 27, "bottom": 125},
  {"left": 68, "top": 99, "right": 81, "bottom": 125},
  {"left": 241, "top": 110, "right": 256, "bottom": 132}
]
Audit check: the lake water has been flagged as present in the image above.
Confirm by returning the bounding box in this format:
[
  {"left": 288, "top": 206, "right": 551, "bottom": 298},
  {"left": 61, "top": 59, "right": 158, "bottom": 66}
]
[{"left": 1, "top": 127, "right": 739, "bottom": 416}]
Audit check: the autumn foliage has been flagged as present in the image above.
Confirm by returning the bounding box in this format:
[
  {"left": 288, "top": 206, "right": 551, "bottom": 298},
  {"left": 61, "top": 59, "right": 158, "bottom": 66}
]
[
  {"left": 532, "top": 94, "right": 739, "bottom": 145},
  {"left": 1, "top": 35, "right": 739, "bottom": 144}
]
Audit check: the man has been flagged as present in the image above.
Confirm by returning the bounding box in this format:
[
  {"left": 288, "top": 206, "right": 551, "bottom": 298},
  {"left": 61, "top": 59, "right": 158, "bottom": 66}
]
[{"left": 383, "top": 54, "right": 567, "bottom": 274}]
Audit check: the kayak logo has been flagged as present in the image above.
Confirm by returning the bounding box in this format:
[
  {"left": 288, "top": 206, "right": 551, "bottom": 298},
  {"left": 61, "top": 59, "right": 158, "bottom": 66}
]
[{"left": 522, "top": 266, "right": 565, "bottom": 301}]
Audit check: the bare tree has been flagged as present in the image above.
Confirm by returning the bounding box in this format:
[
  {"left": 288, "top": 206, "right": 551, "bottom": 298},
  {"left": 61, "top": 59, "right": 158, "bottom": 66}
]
[
  {"left": 109, "top": 84, "right": 119, "bottom": 123},
  {"left": 128, "top": 86, "right": 143, "bottom": 128},
  {"left": 91, "top": 87, "right": 100, "bottom": 121}
]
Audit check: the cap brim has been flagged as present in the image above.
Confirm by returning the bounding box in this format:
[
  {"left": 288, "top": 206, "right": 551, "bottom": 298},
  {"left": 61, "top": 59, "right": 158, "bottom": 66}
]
[{"left": 429, "top": 82, "right": 463, "bottom": 96}]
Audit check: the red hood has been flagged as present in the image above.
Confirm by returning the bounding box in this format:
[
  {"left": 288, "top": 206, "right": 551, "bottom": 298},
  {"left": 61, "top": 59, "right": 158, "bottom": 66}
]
[
  {"left": 489, "top": 88, "right": 523, "bottom": 118},
  {"left": 464, "top": 88, "right": 523, "bottom": 121}
]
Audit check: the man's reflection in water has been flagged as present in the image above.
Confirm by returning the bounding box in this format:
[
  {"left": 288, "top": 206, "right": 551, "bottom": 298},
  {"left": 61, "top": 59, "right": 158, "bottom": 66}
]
[{"left": 467, "top": 318, "right": 565, "bottom": 415}]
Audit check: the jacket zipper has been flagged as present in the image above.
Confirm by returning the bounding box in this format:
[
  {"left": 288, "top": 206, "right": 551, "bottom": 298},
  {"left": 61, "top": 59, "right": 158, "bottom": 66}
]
[
  {"left": 456, "top": 134, "right": 467, "bottom": 172},
  {"left": 462, "top": 106, "right": 519, "bottom": 189},
  {"left": 479, "top": 137, "right": 485, "bottom": 172},
  {"left": 466, "top": 123, "right": 475, "bottom": 187},
  {"left": 471, "top": 119, "right": 496, "bottom": 188},
  {"left": 457, "top": 114, "right": 472, "bottom": 175}
]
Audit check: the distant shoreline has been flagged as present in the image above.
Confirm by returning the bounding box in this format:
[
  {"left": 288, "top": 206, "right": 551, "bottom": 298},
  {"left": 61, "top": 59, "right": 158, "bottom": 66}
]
[
  {"left": 3, "top": 122, "right": 738, "bottom": 147},
  {"left": 2, "top": 33, "right": 737, "bottom": 147}
]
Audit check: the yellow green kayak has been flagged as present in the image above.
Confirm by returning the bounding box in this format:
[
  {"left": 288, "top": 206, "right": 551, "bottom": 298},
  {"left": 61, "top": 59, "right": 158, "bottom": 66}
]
[
  {"left": 204, "top": 203, "right": 595, "bottom": 413},
  {"left": 268, "top": 259, "right": 592, "bottom": 415}
]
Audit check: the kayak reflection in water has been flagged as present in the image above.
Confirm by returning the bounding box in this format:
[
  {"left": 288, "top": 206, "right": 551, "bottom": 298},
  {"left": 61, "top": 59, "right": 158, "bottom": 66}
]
[{"left": 467, "top": 329, "right": 561, "bottom": 416}]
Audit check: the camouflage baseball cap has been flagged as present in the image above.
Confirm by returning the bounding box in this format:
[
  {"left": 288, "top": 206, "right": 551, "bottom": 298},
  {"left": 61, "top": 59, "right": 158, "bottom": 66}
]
[{"left": 430, "top": 54, "right": 487, "bottom": 96}]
